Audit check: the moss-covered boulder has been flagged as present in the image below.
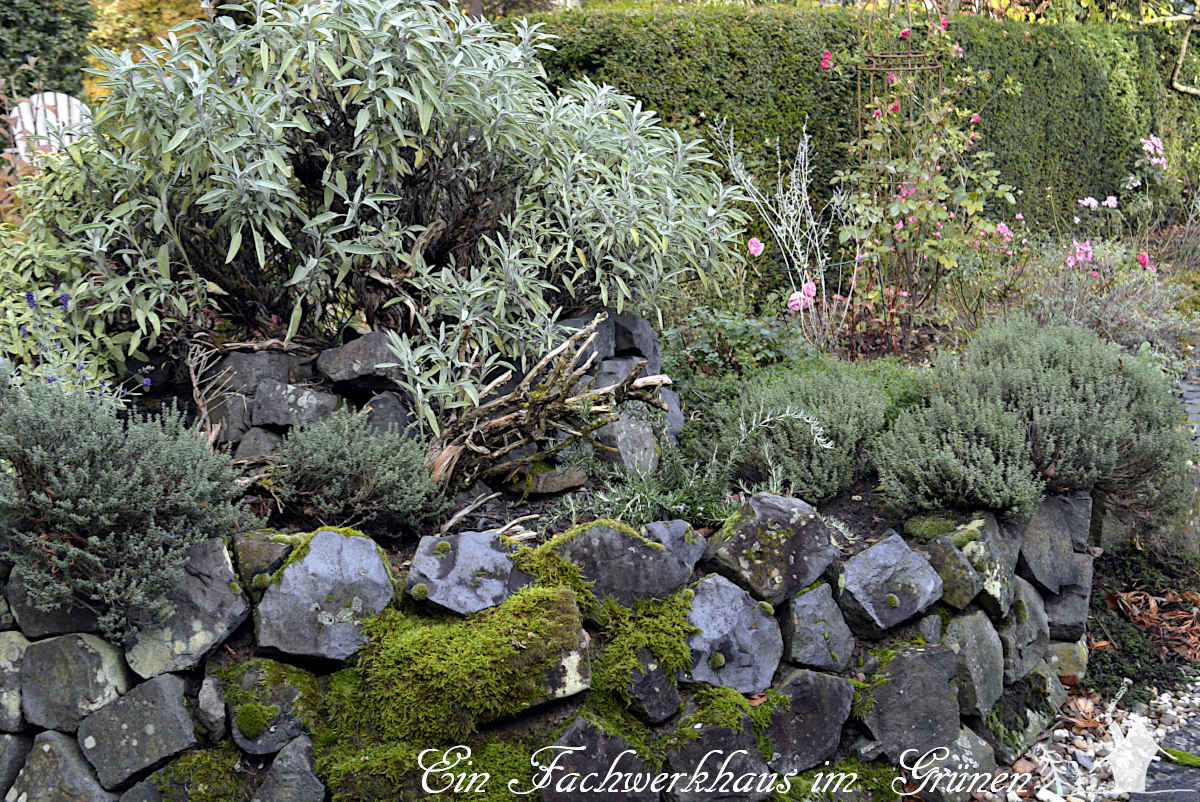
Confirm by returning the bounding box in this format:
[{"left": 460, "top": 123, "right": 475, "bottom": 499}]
[
  {"left": 218, "top": 658, "right": 319, "bottom": 756},
  {"left": 972, "top": 662, "right": 1066, "bottom": 764},
  {"left": 405, "top": 530, "right": 529, "bottom": 615},
  {"left": 957, "top": 514, "right": 1019, "bottom": 622},
  {"left": 918, "top": 537, "right": 983, "bottom": 610},
  {"left": 552, "top": 521, "right": 690, "bottom": 608},
  {"left": 255, "top": 529, "right": 395, "bottom": 661},
  {"left": 323, "top": 586, "right": 589, "bottom": 746},
  {"left": 711, "top": 494, "right": 837, "bottom": 605}
]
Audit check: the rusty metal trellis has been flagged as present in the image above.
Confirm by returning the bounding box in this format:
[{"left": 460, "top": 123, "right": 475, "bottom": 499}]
[{"left": 856, "top": 0, "right": 944, "bottom": 176}]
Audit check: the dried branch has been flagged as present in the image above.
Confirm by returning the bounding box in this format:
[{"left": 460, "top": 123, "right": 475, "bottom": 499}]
[
  {"left": 425, "top": 313, "right": 672, "bottom": 489},
  {"left": 186, "top": 340, "right": 234, "bottom": 451}
]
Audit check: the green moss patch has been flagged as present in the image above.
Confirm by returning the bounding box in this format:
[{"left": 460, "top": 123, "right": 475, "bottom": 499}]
[
  {"left": 157, "top": 744, "right": 250, "bottom": 802},
  {"left": 216, "top": 657, "right": 321, "bottom": 738}
]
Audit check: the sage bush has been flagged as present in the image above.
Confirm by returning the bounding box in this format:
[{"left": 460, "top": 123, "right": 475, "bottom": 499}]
[
  {"left": 0, "top": 371, "right": 254, "bottom": 644},
  {"left": 19, "top": 0, "right": 743, "bottom": 429}
]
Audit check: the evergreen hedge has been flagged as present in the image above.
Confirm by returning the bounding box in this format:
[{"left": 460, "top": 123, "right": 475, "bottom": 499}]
[
  {"left": 522, "top": 5, "right": 1200, "bottom": 227},
  {"left": 0, "top": 0, "right": 95, "bottom": 97}
]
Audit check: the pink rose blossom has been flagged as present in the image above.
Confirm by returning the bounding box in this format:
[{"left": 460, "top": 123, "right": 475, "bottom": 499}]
[
  {"left": 899, "top": 28, "right": 911, "bottom": 40},
  {"left": 1138, "top": 250, "right": 1150, "bottom": 268},
  {"left": 787, "top": 291, "right": 812, "bottom": 311},
  {"left": 888, "top": 103, "right": 900, "bottom": 113},
  {"left": 747, "top": 238, "right": 764, "bottom": 257},
  {"left": 940, "top": 15, "right": 949, "bottom": 29},
  {"left": 1089, "top": 270, "right": 1100, "bottom": 277},
  {"left": 1015, "top": 213, "right": 1024, "bottom": 221},
  {"left": 802, "top": 280, "right": 817, "bottom": 299},
  {"left": 970, "top": 113, "right": 980, "bottom": 124},
  {"left": 873, "top": 108, "right": 882, "bottom": 118},
  {"left": 1102, "top": 195, "right": 1118, "bottom": 209}
]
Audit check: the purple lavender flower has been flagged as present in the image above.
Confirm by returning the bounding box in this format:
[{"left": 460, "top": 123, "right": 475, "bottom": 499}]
[
  {"left": 142, "top": 378, "right": 151, "bottom": 388},
  {"left": 18, "top": 325, "right": 28, "bottom": 338},
  {"left": 24, "top": 291, "right": 36, "bottom": 309},
  {"left": 58, "top": 293, "right": 69, "bottom": 310}
]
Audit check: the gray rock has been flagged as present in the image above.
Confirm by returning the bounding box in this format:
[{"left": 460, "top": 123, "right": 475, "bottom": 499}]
[
  {"left": 1010, "top": 496, "right": 1086, "bottom": 594},
  {"left": 612, "top": 310, "right": 662, "bottom": 375},
  {"left": 554, "top": 523, "right": 690, "bottom": 608},
  {"left": 196, "top": 677, "right": 225, "bottom": 740},
  {"left": 0, "top": 734, "right": 32, "bottom": 798},
  {"left": 255, "top": 529, "right": 395, "bottom": 660},
  {"left": 681, "top": 574, "right": 782, "bottom": 694},
  {"left": 957, "top": 515, "right": 1019, "bottom": 621},
  {"left": 233, "top": 532, "right": 293, "bottom": 589},
  {"left": 7, "top": 731, "right": 117, "bottom": 801},
  {"left": 252, "top": 735, "right": 324, "bottom": 802},
  {"left": 405, "top": 531, "right": 529, "bottom": 615},
  {"left": 838, "top": 532, "right": 943, "bottom": 638},
  {"left": 920, "top": 537, "right": 983, "bottom": 610},
  {"left": 223, "top": 658, "right": 316, "bottom": 756},
  {"left": 663, "top": 718, "right": 770, "bottom": 802},
  {"left": 783, "top": 584, "right": 853, "bottom": 672},
  {"left": 117, "top": 775, "right": 162, "bottom": 802},
  {"left": 861, "top": 646, "right": 960, "bottom": 763},
  {"left": 77, "top": 674, "right": 198, "bottom": 790},
  {"left": 250, "top": 379, "right": 340, "bottom": 428},
  {"left": 942, "top": 611, "right": 1004, "bottom": 718},
  {"left": 764, "top": 669, "right": 853, "bottom": 774},
  {"left": 21, "top": 634, "right": 130, "bottom": 732},
  {"left": 0, "top": 632, "right": 28, "bottom": 732},
  {"left": 0, "top": 597, "right": 15, "bottom": 631},
  {"left": 592, "top": 357, "right": 644, "bottom": 390},
  {"left": 316, "top": 332, "right": 401, "bottom": 385},
  {"left": 541, "top": 717, "right": 657, "bottom": 802},
  {"left": 559, "top": 313, "right": 617, "bottom": 367},
  {"left": 363, "top": 392, "right": 416, "bottom": 436},
  {"left": 211, "top": 351, "right": 298, "bottom": 444},
  {"left": 1043, "top": 552, "right": 1094, "bottom": 641},
  {"left": 642, "top": 520, "right": 705, "bottom": 572},
  {"left": 661, "top": 388, "right": 685, "bottom": 442},
  {"left": 211, "top": 394, "right": 252, "bottom": 444},
  {"left": 6, "top": 567, "right": 100, "bottom": 638},
  {"left": 626, "top": 648, "right": 681, "bottom": 724},
  {"left": 996, "top": 576, "right": 1050, "bottom": 684},
  {"left": 233, "top": 427, "right": 283, "bottom": 461},
  {"left": 219, "top": 351, "right": 297, "bottom": 395},
  {"left": 595, "top": 412, "right": 658, "bottom": 474},
  {"left": 125, "top": 539, "right": 249, "bottom": 679},
  {"left": 1060, "top": 490, "right": 1093, "bottom": 552},
  {"left": 918, "top": 614, "right": 943, "bottom": 645},
  {"left": 915, "top": 727, "right": 997, "bottom": 802},
  {"left": 711, "top": 494, "right": 838, "bottom": 604}
]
